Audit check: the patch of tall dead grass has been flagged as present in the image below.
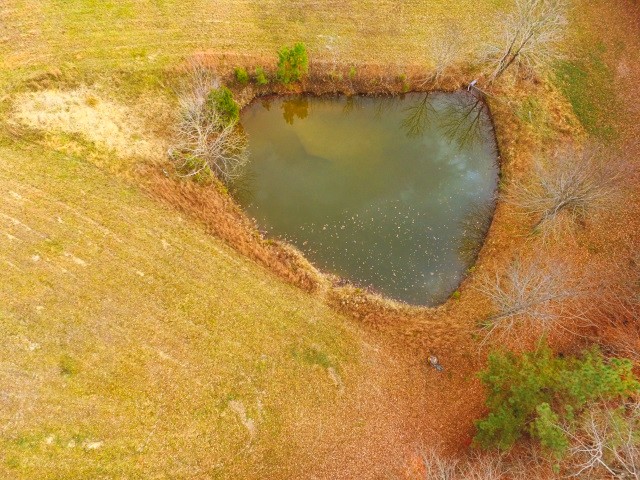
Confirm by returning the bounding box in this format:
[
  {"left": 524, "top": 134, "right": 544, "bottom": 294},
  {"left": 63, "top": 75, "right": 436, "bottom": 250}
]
[{"left": 12, "top": 88, "right": 165, "bottom": 160}]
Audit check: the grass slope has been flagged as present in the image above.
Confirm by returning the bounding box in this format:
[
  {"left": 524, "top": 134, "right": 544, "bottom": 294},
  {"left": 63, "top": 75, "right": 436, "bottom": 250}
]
[
  {"left": 554, "top": 42, "right": 618, "bottom": 141},
  {"left": 0, "top": 137, "right": 364, "bottom": 478}
]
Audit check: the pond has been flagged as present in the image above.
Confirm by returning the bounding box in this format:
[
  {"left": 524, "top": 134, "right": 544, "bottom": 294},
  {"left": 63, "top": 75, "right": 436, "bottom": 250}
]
[{"left": 237, "top": 92, "right": 498, "bottom": 306}]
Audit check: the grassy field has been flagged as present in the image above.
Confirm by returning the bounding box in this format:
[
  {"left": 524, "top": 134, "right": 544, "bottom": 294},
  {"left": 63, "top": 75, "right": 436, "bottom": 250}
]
[
  {"left": 1, "top": 0, "right": 639, "bottom": 478},
  {"left": 1, "top": 0, "right": 511, "bottom": 84},
  {"left": 0, "top": 135, "right": 369, "bottom": 478},
  {"left": 0, "top": 137, "right": 438, "bottom": 480}
]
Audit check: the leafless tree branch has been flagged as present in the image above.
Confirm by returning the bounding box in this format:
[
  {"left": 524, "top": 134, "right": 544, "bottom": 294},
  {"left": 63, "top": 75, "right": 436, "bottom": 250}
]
[
  {"left": 420, "top": 449, "right": 459, "bottom": 479},
  {"left": 420, "top": 25, "right": 463, "bottom": 87},
  {"left": 565, "top": 400, "right": 640, "bottom": 479},
  {"left": 169, "top": 62, "right": 249, "bottom": 184},
  {"left": 474, "top": 255, "right": 588, "bottom": 343},
  {"left": 418, "top": 449, "right": 506, "bottom": 479},
  {"left": 594, "top": 254, "right": 640, "bottom": 365},
  {"left": 508, "top": 144, "right": 624, "bottom": 238},
  {"left": 485, "top": 0, "right": 567, "bottom": 82}
]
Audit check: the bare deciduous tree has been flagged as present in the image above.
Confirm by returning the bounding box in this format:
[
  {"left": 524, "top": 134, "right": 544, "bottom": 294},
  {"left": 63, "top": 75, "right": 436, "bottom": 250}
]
[
  {"left": 474, "top": 256, "right": 586, "bottom": 343},
  {"left": 432, "top": 35, "right": 461, "bottom": 85},
  {"left": 169, "top": 63, "right": 249, "bottom": 184},
  {"left": 420, "top": 449, "right": 459, "bottom": 480},
  {"left": 509, "top": 144, "right": 623, "bottom": 237},
  {"left": 603, "top": 293, "right": 640, "bottom": 364},
  {"left": 596, "top": 254, "right": 640, "bottom": 365},
  {"left": 566, "top": 400, "right": 640, "bottom": 479},
  {"left": 417, "top": 449, "right": 506, "bottom": 479},
  {"left": 459, "top": 453, "right": 505, "bottom": 480},
  {"left": 420, "top": 25, "right": 463, "bottom": 86},
  {"left": 485, "top": 0, "right": 567, "bottom": 82}
]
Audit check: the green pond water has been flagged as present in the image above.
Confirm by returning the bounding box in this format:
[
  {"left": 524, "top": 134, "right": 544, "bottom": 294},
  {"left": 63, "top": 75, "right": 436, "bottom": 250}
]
[{"left": 237, "top": 92, "right": 498, "bottom": 306}]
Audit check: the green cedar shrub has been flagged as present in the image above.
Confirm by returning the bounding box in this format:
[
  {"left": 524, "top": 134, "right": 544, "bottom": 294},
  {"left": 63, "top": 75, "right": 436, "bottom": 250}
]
[
  {"left": 205, "top": 86, "right": 239, "bottom": 125},
  {"left": 254, "top": 67, "right": 269, "bottom": 86},
  {"left": 474, "top": 343, "right": 639, "bottom": 459},
  {"left": 234, "top": 67, "right": 249, "bottom": 85},
  {"left": 276, "top": 42, "right": 309, "bottom": 84},
  {"left": 532, "top": 403, "right": 568, "bottom": 462}
]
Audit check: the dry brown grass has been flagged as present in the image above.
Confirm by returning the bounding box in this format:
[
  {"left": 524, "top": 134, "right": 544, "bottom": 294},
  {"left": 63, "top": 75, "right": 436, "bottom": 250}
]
[
  {"left": 1, "top": 137, "right": 437, "bottom": 479},
  {"left": 12, "top": 88, "right": 166, "bottom": 161}
]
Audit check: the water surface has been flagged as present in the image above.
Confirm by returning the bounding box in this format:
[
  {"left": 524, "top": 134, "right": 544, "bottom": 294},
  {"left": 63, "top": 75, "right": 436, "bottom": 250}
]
[{"left": 238, "top": 92, "right": 498, "bottom": 305}]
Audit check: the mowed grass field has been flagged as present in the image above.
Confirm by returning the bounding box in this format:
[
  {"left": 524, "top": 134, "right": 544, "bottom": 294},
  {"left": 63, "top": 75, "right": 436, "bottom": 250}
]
[
  {"left": 1, "top": 0, "right": 510, "bottom": 84},
  {"left": 0, "top": 1, "right": 519, "bottom": 478},
  {"left": 0, "top": 135, "right": 439, "bottom": 479}
]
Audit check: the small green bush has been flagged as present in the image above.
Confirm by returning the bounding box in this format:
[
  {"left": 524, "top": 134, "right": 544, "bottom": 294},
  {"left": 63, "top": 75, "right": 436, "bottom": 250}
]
[
  {"left": 205, "top": 86, "right": 239, "bottom": 125},
  {"left": 175, "top": 154, "right": 214, "bottom": 184},
  {"left": 533, "top": 403, "right": 568, "bottom": 462},
  {"left": 474, "top": 343, "right": 639, "bottom": 459},
  {"left": 348, "top": 66, "right": 357, "bottom": 80},
  {"left": 397, "top": 73, "right": 410, "bottom": 93},
  {"left": 329, "top": 70, "right": 342, "bottom": 82},
  {"left": 59, "top": 354, "right": 80, "bottom": 376},
  {"left": 234, "top": 67, "right": 249, "bottom": 85},
  {"left": 254, "top": 67, "right": 269, "bottom": 86},
  {"left": 276, "top": 42, "right": 309, "bottom": 84}
]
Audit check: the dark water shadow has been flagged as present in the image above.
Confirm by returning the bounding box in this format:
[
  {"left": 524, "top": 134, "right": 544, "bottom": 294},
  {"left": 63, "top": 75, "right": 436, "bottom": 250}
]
[
  {"left": 228, "top": 165, "right": 257, "bottom": 205},
  {"left": 458, "top": 198, "right": 497, "bottom": 265},
  {"left": 439, "top": 91, "right": 492, "bottom": 150},
  {"left": 401, "top": 93, "right": 435, "bottom": 138},
  {"left": 400, "top": 90, "right": 496, "bottom": 155}
]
